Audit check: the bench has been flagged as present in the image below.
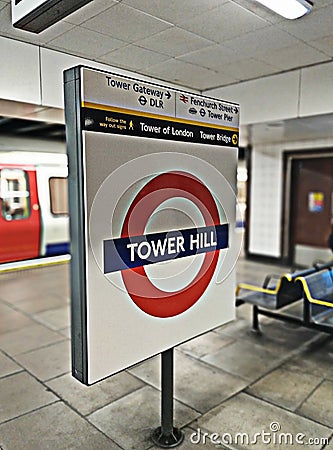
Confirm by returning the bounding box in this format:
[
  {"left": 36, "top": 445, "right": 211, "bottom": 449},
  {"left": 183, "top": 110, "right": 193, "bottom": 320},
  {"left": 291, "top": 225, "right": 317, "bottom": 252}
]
[
  {"left": 296, "top": 267, "right": 333, "bottom": 332},
  {"left": 236, "top": 261, "right": 333, "bottom": 333}
]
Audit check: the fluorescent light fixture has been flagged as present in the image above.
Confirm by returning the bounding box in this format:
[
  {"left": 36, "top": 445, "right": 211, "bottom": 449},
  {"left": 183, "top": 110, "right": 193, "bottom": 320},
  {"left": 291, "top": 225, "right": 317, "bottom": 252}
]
[{"left": 255, "top": 0, "right": 313, "bottom": 19}]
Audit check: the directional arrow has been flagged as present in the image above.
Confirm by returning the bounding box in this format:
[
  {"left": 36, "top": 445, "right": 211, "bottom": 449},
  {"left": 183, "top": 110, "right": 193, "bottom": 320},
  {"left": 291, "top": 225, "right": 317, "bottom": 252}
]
[{"left": 165, "top": 91, "right": 171, "bottom": 100}]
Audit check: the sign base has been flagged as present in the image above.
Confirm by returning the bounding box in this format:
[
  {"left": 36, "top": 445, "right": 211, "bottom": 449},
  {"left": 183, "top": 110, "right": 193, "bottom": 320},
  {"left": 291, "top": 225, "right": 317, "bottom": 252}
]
[{"left": 151, "top": 427, "right": 184, "bottom": 448}]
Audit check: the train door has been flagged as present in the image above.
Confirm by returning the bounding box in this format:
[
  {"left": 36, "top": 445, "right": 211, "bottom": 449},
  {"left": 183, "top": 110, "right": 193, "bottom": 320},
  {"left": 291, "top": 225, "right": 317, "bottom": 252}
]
[
  {"left": 290, "top": 157, "right": 333, "bottom": 266},
  {"left": 36, "top": 161, "right": 69, "bottom": 257},
  {"left": 0, "top": 166, "right": 41, "bottom": 262}
]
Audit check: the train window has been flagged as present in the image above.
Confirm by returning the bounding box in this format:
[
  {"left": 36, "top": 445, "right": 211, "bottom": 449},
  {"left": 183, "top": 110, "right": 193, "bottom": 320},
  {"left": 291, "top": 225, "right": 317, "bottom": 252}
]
[
  {"left": 49, "top": 177, "right": 68, "bottom": 215},
  {"left": 0, "top": 169, "right": 30, "bottom": 220}
]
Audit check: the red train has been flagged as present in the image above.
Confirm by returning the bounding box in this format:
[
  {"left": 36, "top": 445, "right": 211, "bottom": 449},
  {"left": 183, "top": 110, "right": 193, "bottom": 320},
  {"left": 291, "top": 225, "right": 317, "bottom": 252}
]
[{"left": 0, "top": 152, "right": 69, "bottom": 263}]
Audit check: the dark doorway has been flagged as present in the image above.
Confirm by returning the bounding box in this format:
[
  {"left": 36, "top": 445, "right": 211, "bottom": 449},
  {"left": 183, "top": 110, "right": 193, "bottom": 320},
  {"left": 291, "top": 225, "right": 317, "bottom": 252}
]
[{"left": 288, "top": 156, "right": 333, "bottom": 266}]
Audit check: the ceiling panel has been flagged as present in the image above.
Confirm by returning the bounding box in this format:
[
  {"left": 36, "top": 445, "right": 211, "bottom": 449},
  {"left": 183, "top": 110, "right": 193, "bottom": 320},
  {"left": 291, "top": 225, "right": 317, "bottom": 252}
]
[
  {"left": 177, "top": 44, "right": 242, "bottom": 71},
  {"left": 135, "top": 27, "right": 214, "bottom": 57},
  {"left": 122, "top": 0, "right": 228, "bottom": 25},
  {"left": 36, "top": 21, "right": 75, "bottom": 45},
  {"left": 222, "top": 58, "right": 278, "bottom": 80},
  {"left": 101, "top": 44, "right": 170, "bottom": 71},
  {"left": 146, "top": 59, "right": 237, "bottom": 90},
  {"left": 81, "top": 3, "right": 171, "bottom": 43},
  {"left": 176, "top": 2, "right": 269, "bottom": 43},
  {"left": 277, "top": 4, "right": 333, "bottom": 41},
  {"left": 256, "top": 43, "right": 330, "bottom": 71},
  {"left": 64, "top": 0, "right": 117, "bottom": 25},
  {"left": 223, "top": 25, "right": 301, "bottom": 57},
  {"left": 231, "top": 0, "right": 284, "bottom": 23},
  {"left": 311, "top": 36, "right": 333, "bottom": 57},
  {"left": 48, "top": 27, "right": 126, "bottom": 59}
]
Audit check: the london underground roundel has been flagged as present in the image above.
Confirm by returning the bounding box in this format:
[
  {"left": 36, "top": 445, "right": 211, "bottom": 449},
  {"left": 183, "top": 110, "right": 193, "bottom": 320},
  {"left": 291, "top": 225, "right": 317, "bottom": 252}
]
[
  {"left": 121, "top": 171, "right": 220, "bottom": 318},
  {"left": 90, "top": 152, "right": 236, "bottom": 319}
]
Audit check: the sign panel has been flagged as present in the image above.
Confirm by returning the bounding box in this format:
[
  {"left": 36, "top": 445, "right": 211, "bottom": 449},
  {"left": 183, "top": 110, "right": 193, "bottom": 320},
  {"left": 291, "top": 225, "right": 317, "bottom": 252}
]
[
  {"left": 12, "top": 0, "right": 93, "bottom": 33},
  {"left": 64, "top": 66, "right": 240, "bottom": 385}
]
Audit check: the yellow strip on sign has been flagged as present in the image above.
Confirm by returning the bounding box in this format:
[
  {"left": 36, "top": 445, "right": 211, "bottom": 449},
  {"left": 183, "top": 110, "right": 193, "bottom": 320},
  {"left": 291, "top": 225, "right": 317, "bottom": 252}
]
[
  {"left": 82, "top": 101, "right": 239, "bottom": 133},
  {"left": 296, "top": 276, "right": 333, "bottom": 308}
]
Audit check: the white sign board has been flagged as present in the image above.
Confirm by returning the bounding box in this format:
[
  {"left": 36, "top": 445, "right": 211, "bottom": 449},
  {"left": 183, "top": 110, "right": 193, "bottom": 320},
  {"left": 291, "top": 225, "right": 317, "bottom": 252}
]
[
  {"left": 12, "top": 0, "right": 93, "bottom": 33},
  {"left": 64, "top": 66, "right": 240, "bottom": 385}
]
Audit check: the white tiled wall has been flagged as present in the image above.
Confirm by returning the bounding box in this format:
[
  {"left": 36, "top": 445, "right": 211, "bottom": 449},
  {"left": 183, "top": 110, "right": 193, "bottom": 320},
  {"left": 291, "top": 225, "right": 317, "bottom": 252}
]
[
  {"left": 0, "top": 37, "right": 40, "bottom": 104},
  {"left": 249, "top": 147, "right": 282, "bottom": 257},
  {"left": 300, "top": 61, "right": 333, "bottom": 117},
  {"left": 208, "top": 71, "right": 300, "bottom": 125}
]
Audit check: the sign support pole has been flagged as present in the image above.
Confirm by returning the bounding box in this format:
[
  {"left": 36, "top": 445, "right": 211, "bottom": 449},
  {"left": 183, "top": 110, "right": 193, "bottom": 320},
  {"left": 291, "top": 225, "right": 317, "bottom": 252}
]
[{"left": 151, "top": 348, "right": 184, "bottom": 448}]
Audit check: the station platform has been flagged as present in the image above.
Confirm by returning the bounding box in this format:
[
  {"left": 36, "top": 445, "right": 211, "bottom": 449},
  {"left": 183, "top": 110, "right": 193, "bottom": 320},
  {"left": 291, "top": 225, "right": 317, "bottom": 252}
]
[{"left": 0, "top": 258, "right": 332, "bottom": 449}]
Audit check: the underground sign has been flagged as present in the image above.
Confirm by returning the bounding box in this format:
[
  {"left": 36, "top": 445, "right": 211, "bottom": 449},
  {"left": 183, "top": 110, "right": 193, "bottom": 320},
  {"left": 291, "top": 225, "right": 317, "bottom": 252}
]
[{"left": 66, "top": 66, "right": 239, "bottom": 384}]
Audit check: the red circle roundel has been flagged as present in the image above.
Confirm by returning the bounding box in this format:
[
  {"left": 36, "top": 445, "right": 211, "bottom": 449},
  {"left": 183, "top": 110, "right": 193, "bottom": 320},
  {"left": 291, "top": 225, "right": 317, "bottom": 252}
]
[{"left": 121, "top": 171, "right": 220, "bottom": 318}]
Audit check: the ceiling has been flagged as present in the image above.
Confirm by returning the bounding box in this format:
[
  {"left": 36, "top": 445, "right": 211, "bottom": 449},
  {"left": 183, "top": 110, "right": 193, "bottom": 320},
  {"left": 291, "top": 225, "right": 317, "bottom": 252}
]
[
  {"left": 0, "top": 116, "right": 65, "bottom": 140},
  {"left": 1, "top": 0, "right": 333, "bottom": 144},
  {"left": 1, "top": 0, "right": 333, "bottom": 92}
]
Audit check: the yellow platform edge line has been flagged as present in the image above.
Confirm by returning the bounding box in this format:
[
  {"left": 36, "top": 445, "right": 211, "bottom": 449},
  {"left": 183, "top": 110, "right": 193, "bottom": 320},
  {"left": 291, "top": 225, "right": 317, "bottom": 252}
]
[{"left": 0, "top": 256, "right": 70, "bottom": 273}]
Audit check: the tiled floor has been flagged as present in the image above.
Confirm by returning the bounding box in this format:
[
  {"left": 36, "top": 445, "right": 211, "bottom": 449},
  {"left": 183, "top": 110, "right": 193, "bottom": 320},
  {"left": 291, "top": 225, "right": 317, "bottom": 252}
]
[{"left": 0, "top": 258, "right": 332, "bottom": 449}]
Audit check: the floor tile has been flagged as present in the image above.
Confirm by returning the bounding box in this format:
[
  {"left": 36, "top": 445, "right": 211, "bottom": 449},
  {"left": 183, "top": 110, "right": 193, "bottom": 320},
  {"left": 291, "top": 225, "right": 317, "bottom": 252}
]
[
  {"left": 213, "top": 314, "right": 253, "bottom": 339},
  {"left": 0, "top": 402, "right": 121, "bottom": 450},
  {"left": 0, "top": 301, "right": 15, "bottom": 316},
  {"left": 0, "top": 309, "right": 36, "bottom": 334},
  {"left": 14, "top": 293, "right": 68, "bottom": 315},
  {"left": 298, "top": 380, "right": 333, "bottom": 427},
  {"left": 0, "top": 323, "right": 64, "bottom": 356},
  {"left": 0, "top": 351, "right": 22, "bottom": 378},
  {"left": 202, "top": 340, "right": 283, "bottom": 382},
  {"left": 198, "top": 392, "right": 332, "bottom": 450},
  {"left": 244, "top": 319, "right": 320, "bottom": 353},
  {"left": 0, "top": 279, "right": 49, "bottom": 304},
  {"left": 33, "top": 306, "right": 70, "bottom": 331},
  {"left": 58, "top": 326, "right": 71, "bottom": 339},
  {"left": 178, "top": 330, "right": 234, "bottom": 359},
  {"left": 129, "top": 351, "right": 247, "bottom": 413},
  {"left": 14, "top": 340, "right": 70, "bottom": 381},
  {"left": 247, "top": 367, "right": 322, "bottom": 411},
  {"left": 283, "top": 336, "right": 333, "bottom": 380},
  {"left": 0, "top": 372, "right": 58, "bottom": 423},
  {"left": 88, "top": 386, "right": 200, "bottom": 450},
  {"left": 46, "top": 371, "right": 145, "bottom": 416},
  {"left": 217, "top": 310, "right": 319, "bottom": 354}
]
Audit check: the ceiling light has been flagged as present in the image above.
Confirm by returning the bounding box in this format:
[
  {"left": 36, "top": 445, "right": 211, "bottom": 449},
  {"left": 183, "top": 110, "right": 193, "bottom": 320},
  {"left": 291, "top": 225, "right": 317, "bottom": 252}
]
[{"left": 255, "top": 0, "right": 313, "bottom": 19}]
